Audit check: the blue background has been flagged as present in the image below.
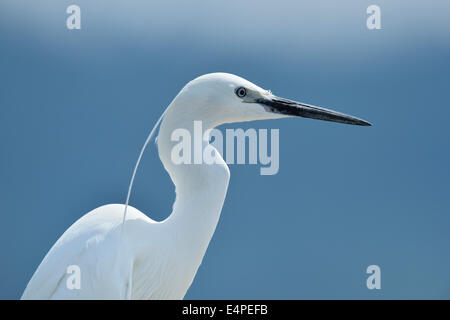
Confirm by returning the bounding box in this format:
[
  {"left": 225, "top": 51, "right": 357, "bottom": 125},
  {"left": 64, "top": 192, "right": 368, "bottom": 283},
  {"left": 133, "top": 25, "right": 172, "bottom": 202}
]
[{"left": 1, "top": 0, "right": 449, "bottom": 299}]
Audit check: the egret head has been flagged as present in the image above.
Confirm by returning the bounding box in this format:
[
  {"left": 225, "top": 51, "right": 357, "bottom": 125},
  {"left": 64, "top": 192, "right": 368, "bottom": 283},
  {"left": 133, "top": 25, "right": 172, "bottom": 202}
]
[{"left": 177, "top": 72, "right": 371, "bottom": 126}]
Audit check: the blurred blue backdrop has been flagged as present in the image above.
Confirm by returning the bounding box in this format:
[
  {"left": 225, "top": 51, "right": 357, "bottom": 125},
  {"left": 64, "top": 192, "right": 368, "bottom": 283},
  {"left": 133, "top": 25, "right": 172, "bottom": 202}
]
[{"left": 1, "top": 0, "right": 449, "bottom": 299}]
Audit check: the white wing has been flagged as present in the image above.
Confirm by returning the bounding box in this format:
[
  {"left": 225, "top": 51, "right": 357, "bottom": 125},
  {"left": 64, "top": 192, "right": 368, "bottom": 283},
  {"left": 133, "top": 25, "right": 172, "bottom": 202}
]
[{"left": 21, "top": 204, "right": 145, "bottom": 299}]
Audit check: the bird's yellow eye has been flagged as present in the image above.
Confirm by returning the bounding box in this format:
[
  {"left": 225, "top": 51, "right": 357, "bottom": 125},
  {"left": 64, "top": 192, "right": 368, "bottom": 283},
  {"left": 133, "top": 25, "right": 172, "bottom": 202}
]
[{"left": 235, "top": 87, "right": 247, "bottom": 98}]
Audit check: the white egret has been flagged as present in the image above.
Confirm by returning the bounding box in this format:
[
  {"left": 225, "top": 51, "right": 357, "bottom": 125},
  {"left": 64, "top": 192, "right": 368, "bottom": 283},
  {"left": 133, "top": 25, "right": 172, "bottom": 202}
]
[{"left": 21, "top": 73, "right": 370, "bottom": 299}]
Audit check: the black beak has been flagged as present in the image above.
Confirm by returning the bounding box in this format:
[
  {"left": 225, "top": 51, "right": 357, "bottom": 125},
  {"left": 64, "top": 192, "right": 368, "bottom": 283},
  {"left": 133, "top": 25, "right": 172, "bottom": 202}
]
[{"left": 257, "top": 96, "right": 372, "bottom": 126}]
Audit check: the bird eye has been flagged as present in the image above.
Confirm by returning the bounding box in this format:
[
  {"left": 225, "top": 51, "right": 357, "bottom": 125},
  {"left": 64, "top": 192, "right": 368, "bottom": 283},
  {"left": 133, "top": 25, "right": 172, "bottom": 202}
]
[{"left": 235, "top": 87, "right": 247, "bottom": 98}]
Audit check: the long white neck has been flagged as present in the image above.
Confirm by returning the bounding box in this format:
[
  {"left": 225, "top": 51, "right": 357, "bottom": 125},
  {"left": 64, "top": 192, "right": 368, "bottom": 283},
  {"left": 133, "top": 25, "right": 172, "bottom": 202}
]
[{"left": 157, "top": 98, "right": 230, "bottom": 260}]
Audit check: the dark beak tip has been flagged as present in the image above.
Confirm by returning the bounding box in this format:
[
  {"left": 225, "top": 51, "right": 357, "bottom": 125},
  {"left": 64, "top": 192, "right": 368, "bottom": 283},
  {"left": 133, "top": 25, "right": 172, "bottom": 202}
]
[{"left": 258, "top": 96, "right": 372, "bottom": 127}]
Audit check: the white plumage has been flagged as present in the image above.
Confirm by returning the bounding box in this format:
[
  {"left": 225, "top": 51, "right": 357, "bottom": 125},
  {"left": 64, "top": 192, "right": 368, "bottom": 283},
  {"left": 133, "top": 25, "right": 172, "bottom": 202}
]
[{"left": 22, "top": 73, "right": 370, "bottom": 299}]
